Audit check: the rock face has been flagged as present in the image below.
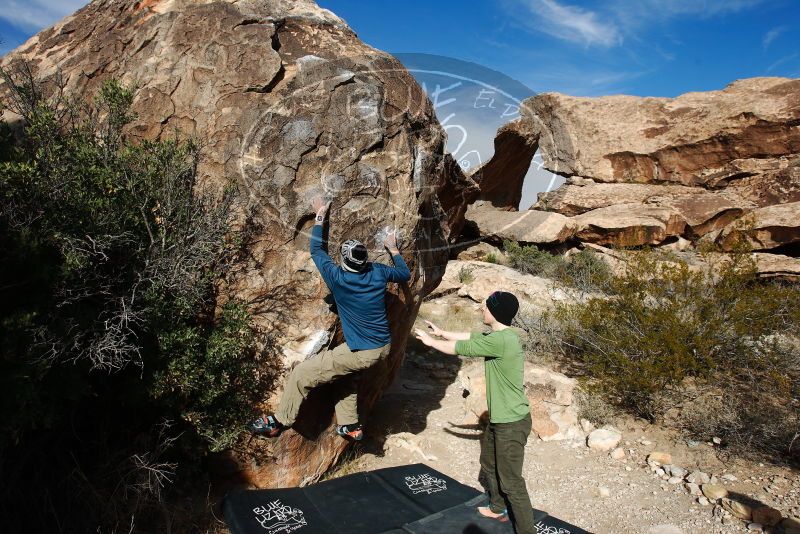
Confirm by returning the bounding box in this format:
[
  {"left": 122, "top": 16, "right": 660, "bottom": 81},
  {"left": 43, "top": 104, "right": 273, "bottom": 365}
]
[
  {"left": 536, "top": 182, "right": 750, "bottom": 240},
  {"left": 468, "top": 77, "right": 800, "bottom": 252},
  {"left": 716, "top": 201, "right": 800, "bottom": 251},
  {"left": 1, "top": 0, "right": 475, "bottom": 487},
  {"left": 572, "top": 204, "right": 687, "bottom": 248},
  {"left": 527, "top": 78, "right": 800, "bottom": 187}
]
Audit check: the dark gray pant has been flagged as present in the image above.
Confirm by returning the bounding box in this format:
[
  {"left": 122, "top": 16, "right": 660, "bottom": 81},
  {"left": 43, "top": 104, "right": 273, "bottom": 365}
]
[{"left": 480, "top": 413, "right": 535, "bottom": 534}]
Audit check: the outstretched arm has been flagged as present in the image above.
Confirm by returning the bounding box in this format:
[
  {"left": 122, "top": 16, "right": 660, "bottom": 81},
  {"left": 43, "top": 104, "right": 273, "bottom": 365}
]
[
  {"left": 382, "top": 230, "right": 411, "bottom": 282},
  {"left": 423, "top": 320, "right": 470, "bottom": 341},
  {"left": 309, "top": 196, "right": 338, "bottom": 285},
  {"left": 415, "top": 329, "right": 457, "bottom": 355}
]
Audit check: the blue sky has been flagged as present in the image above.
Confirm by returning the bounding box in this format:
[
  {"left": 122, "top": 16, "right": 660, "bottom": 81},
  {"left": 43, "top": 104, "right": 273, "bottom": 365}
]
[
  {"left": 2, "top": 0, "right": 798, "bottom": 97},
  {"left": 316, "top": 0, "right": 800, "bottom": 98},
  {"left": 2, "top": 0, "right": 798, "bottom": 207}
]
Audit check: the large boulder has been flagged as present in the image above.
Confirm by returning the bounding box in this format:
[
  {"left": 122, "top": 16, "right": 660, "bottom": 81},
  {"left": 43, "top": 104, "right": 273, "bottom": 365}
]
[
  {"left": 572, "top": 203, "right": 687, "bottom": 248},
  {"left": 534, "top": 181, "right": 706, "bottom": 216},
  {"left": 536, "top": 182, "right": 751, "bottom": 241},
  {"left": 1, "top": 0, "right": 476, "bottom": 487},
  {"left": 465, "top": 201, "right": 576, "bottom": 245},
  {"left": 470, "top": 77, "right": 800, "bottom": 252},
  {"left": 525, "top": 77, "right": 800, "bottom": 187},
  {"left": 429, "top": 260, "right": 576, "bottom": 310},
  {"left": 753, "top": 252, "right": 800, "bottom": 281},
  {"left": 715, "top": 201, "right": 800, "bottom": 251}
]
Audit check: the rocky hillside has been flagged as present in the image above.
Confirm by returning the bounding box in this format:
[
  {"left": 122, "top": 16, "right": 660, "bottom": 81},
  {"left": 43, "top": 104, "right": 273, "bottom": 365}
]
[{"left": 0, "top": 0, "right": 477, "bottom": 487}]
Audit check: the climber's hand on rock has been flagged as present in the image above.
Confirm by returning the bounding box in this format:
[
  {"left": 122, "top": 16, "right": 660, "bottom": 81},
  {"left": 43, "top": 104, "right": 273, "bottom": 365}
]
[
  {"left": 424, "top": 320, "right": 443, "bottom": 337},
  {"left": 311, "top": 195, "right": 330, "bottom": 215},
  {"left": 383, "top": 230, "right": 398, "bottom": 251},
  {"left": 414, "top": 328, "right": 433, "bottom": 346}
]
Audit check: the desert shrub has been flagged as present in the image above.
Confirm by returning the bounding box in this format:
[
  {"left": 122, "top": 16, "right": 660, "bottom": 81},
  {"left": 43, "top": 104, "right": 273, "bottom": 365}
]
[
  {"left": 514, "top": 307, "right": 565, "bottom": 362},
  {"left": 562, "top": 248, "right": 612, "bottom": 293},
  {"left": 0, "top": 67, "right": 275, "bottom": 531},
  {"left": 504, "top": 240, "right": 611, "bottom": 292},
  {"left": 504, "top": 239, "right": 564, "bottom": 278},
  {"left": 574, "top": 385, "right": 617, "bottom": 427},
  {"left": 458, "top": 264, "right": 475, "bottom": 284},
  {"left": 153, "top": 301, "right": 279, "bottom": 451},
  {"left": 553, "top": 249, "right": 800, "bottom": 462},
  {"left": 484, "top": 251, "right": 499, "bottom": 264}
]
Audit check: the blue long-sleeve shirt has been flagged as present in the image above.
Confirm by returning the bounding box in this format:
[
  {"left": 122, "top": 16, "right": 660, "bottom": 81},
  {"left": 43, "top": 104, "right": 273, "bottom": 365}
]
[{"left": 310, "top": 224, "right": 411, "bottom": 350}]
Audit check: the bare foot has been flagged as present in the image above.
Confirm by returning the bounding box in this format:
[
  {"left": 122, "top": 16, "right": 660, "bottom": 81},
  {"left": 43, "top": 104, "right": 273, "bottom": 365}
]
[{"left": 477, "top": 506, "right": 507, "bottom": 519}]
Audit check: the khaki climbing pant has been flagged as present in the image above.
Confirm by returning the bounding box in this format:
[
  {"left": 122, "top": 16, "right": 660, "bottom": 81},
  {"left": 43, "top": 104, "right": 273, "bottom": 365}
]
[
  {"left": 480, "top": 413, "right": 535, "bottom": 534},
  {"left": 275, "top": 342, "right": 391, "bottom": 427}
]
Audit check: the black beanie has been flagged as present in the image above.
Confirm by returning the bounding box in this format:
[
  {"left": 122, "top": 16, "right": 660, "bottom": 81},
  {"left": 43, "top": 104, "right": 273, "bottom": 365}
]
[{"left": 486, "top": 291, "right": 519, "bottom": 326}]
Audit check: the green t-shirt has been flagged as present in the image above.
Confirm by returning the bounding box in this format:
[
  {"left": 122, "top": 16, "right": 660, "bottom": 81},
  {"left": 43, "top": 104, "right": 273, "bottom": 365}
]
[{"left": 454, "top": 327, "right": 530, "bottom": 424}]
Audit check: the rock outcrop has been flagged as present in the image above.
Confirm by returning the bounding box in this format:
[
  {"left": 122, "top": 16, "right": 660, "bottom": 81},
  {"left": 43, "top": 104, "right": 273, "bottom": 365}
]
[
  {"left": 465, "top": 77, "right": 800, "bottom": 253},
  {"left": 469, "top": 119, "right": 540, "bottom": 210},
  {"left": 715, "top": 201, "right": 800, "bottom": 251},
  {"left": 1, "top": 0, "right": 476, "bottom": 487},
  {"left": 581, "top": 242, "right": 800, "bottom": 282},
  {"left": 429, "top": 260, "right": 576, "bottom": 309},
  {"left": 527, "top": 78, "right": 800, "bottom": 187},
  {"left": 464, "top": 201, "right": 577, "bottom": 245}
]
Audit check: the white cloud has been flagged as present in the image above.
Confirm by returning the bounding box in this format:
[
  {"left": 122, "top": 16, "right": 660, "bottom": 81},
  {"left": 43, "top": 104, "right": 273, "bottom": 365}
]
[
  {"left": 610, "top": 0, "right": 766, "bottom": 32},
  {"left": 767, "top": 52, "right": 799, "bottom": 73},
  {"left": 517, "top": 0, "right": 623, "bottom": 48},
  {"left": 508, "top": 0, "right": 766, "bottom": 49},
  {"left": 0, "top": 0, "right": 88, "bottom": 31},
  {"left": 763, "top": 26, "right": 786, "bottom": 50}
]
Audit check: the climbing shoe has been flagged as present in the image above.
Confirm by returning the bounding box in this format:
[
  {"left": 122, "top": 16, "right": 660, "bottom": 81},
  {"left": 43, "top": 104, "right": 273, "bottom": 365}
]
[
  {"left": 335, "top": 423, "right": 363, "bottom": 441},
  {"left": 249, "top": 415, "right": 284, "bottom": 438}
]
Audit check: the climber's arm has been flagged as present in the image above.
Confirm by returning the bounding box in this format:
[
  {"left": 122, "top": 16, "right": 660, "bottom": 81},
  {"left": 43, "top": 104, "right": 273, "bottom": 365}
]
[
  {"left": 382, "top": 230, "right": 411, "bottom": 282},
  {"left": 309, "top": 198, "right": 338, "bottom": 285}
]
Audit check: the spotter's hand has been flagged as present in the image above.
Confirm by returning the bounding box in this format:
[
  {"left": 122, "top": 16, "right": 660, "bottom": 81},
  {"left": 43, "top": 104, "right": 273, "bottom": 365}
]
[
  {"left": 414, "top": 328, "right": 435, "bottom": 347},
  {"left": 423, "top": 320, "right": 443, "bottom": 337}
]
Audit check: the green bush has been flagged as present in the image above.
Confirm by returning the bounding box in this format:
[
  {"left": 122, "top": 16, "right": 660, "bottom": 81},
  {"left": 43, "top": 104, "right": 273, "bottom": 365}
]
[
  {"left": 562, "top": 248, "right": 612, "bottom": 293},
  {"left": 504, "top": 239, "right": 564, "bottom": 278},
  {"left": 0, "top": 68, "right": 275, "bottom": 530},
  {"left": 552, "top": 249, "right": 800, "bottom": 462},
  {"left": 503, "top": 240, "right": 611, "bottom": 292},
  {"left": 153, "top": 301, "right": 279, "bottom": 451},
  {"left": 458, "top": 264, "right": 475, "bottom": 284}
]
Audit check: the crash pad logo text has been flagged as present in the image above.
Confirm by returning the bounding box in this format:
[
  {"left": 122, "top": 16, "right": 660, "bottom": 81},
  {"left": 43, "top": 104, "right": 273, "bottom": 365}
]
[
  {"left": 253, "top": 500, "right": 307, "bottom": 533},
  {"left": 404, "top": 473, "right": 447, "bottom": 495},
  {"left": 535, "top": 521, "right": 572, "bottom": 534}
]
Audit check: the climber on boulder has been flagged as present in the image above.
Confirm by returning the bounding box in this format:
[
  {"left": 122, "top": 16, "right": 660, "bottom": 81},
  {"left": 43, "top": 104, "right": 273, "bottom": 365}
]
[
  {"left": 414, "top": 291, "right": 536, "bottom": 534},
  {"left": 250, "top": 195, "right": 411, "bottom": 441}
]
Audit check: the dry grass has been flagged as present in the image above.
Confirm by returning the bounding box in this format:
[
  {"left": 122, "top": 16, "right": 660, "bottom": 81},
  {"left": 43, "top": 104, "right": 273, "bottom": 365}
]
[{"left": 320, "top": 445, "right": 367, "bottom": 481}]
